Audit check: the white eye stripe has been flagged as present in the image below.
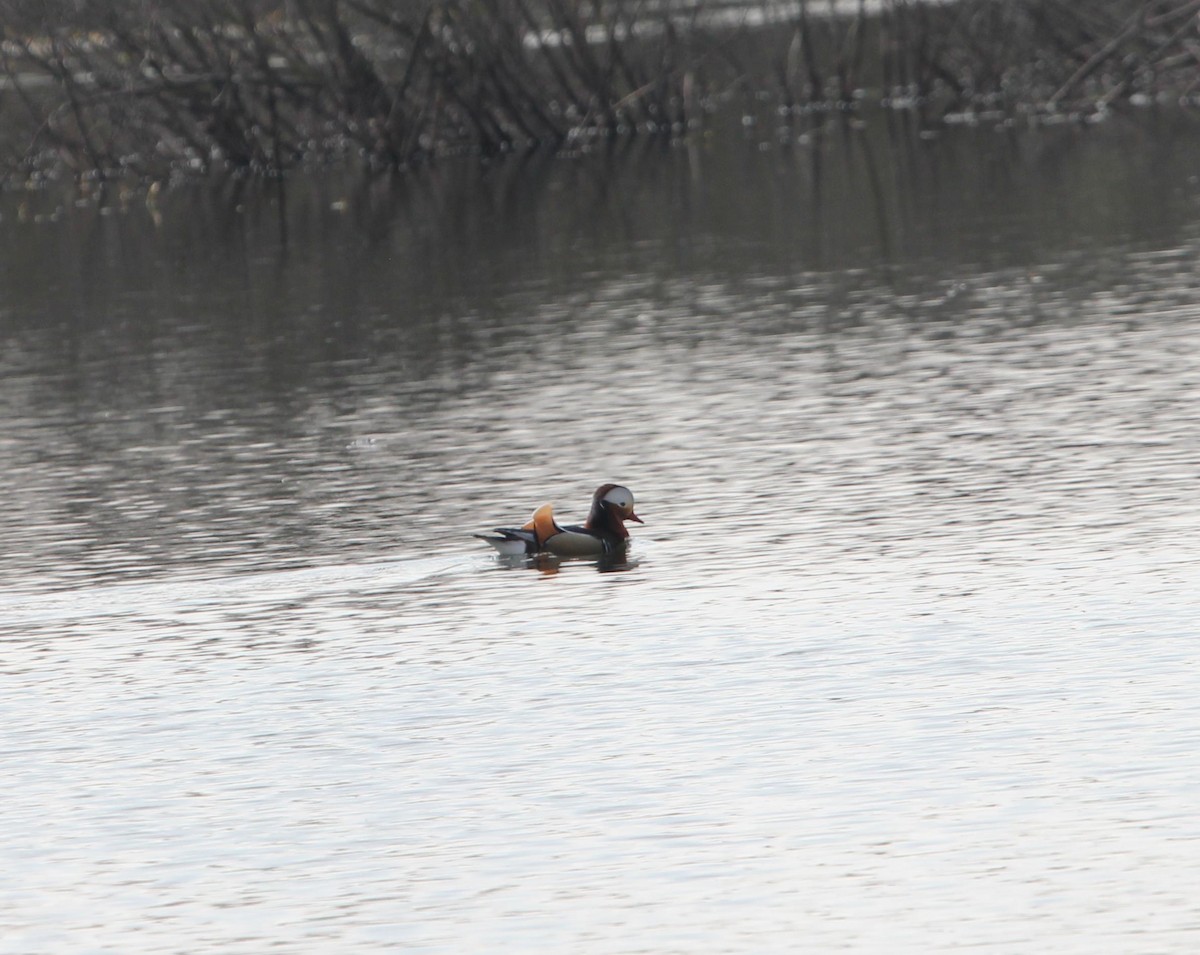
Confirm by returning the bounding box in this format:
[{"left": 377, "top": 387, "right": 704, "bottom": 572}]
[{"left": 602, "top": 486, "right": 635, "bottom": 509}]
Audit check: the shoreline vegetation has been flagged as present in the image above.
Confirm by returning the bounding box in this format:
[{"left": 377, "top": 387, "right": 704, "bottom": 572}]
[{"left": 1, "top": 0, "right": 1199, "bottom": 185}]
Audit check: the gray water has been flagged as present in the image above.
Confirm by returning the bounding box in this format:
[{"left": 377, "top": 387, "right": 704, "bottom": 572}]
[{"left": 2, "top": 113, "right": 1199, "bottom": 952}]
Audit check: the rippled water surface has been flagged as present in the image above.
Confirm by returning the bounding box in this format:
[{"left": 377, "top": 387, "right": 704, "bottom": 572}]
[{"left": 2, "top": 116, "right": 1200, "bottom": 952}]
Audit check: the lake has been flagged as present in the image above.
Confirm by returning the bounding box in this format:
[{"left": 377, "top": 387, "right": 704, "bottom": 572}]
[{"left": 1, "top": 110, "right": 1199, "bottom": 952}]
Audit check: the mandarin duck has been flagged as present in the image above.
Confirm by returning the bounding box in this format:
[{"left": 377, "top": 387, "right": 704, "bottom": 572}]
[{"left": 476, "top": 483, "right": 643, "bottom": 557}]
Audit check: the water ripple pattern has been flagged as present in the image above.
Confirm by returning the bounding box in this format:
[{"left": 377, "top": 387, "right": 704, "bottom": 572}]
[{"left": 2, "top": 123, "right": 1200, "bottom": 953}]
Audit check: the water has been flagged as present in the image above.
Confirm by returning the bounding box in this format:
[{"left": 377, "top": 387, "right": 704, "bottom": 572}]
[{"left": 2, "top": 113, "right": 1200, "bottom": 952}]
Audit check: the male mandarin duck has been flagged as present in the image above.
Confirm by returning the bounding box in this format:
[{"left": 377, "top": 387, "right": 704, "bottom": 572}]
[{"left": 476, "top": 483, "right": 643, "bottom": 557}]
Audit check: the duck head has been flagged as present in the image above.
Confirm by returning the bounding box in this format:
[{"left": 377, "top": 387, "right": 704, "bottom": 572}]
[{"left": 586, "top": 483, "right": 643, "bottom": 539}]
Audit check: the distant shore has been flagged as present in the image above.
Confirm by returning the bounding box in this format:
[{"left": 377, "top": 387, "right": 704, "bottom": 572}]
[{"left": 1, "top": 0, "right": 1197, "bottom": 184}]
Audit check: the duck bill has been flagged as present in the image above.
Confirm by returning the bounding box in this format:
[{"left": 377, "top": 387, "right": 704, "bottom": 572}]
[{"left": 626, "top": 510, "right": 644, "bottom": 524}]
